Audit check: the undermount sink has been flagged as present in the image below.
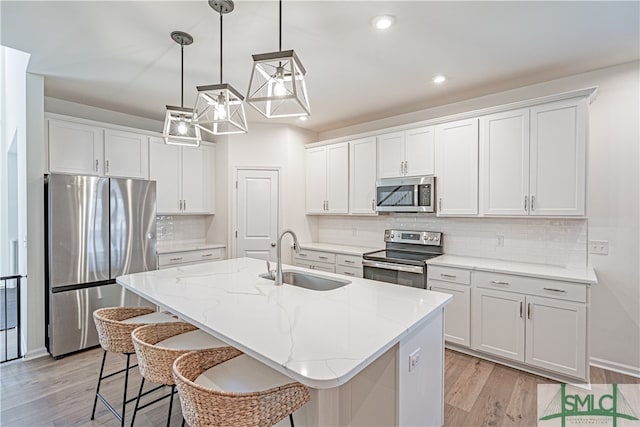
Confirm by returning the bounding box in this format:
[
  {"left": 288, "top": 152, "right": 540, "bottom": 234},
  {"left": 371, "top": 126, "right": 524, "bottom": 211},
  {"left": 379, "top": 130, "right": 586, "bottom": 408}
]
[{"left": 260, "top": 270, "right": 350, "bottom": 291}]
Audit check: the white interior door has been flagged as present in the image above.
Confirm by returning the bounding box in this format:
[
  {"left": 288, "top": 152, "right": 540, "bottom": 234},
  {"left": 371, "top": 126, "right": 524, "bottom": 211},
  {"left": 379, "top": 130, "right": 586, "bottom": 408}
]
[{"left": 235, "top": 169, "right": 279, "bottom": 261}]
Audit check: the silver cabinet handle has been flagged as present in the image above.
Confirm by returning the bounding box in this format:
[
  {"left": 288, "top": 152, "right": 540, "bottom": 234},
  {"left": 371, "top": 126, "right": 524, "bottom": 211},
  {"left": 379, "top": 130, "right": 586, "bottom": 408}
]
[
  {"left": 441, "top": 274, "right": 457, "bottom": 279},
  {"left": 439, "top": 198, "right": 442, "bottom": 212},
  {"left": 491, "top": 280, "right": 510, "bottom": 286},
  {"left": 326, "top": 200, "right": 329, "bottom": 211},
  {"left": 543, "top": 287, "right": 567, "bottom": 293},
  {"left": 201, "top": 253, "right": 213, "bottom": 258},
  {"left": 371, "top": 199, "right": 375, "bottom": 211},
  {"left": 344, "top": 260, "right": 355, "bottom": 264},
  {"left": 105, "top": 159, "right": 110, "bottom": 173},
  {"left": 319, "top": 256, "right": 329, "bottom": 260},
  {"left": 404, "top": 161, "right": 408, "bottom": 175},
  {"left": 169, "top": 257, "right": 183, "bottom": 262},
  {"left": 95, "top": 159, "right": 99, "bottom": 172},
  {"left": 527, "top": 303, "right": 532, "bottom": 319},
  {"left": 524, "top": 195, "right": 528, "bottom": 211},
  {"left": 531, "top": 195, "right": 536, "bottom": 211},
  {"left": 183, "top": 199, "right": 187, "bottom": 211},
  {"left": 343, "top": 271, "right": 354, "bottom": 276},
  {"left": 519, "top": 301, "right": 523, "bottom": 318},
  {"left": 298, "top": 253, "right": 308, "bottom": 257},
  {"left": 400, "top": 161, "right": 404, "bottom": 175},
  {"left": 179, "top": 200, "right": 183, "bottom": 211}
]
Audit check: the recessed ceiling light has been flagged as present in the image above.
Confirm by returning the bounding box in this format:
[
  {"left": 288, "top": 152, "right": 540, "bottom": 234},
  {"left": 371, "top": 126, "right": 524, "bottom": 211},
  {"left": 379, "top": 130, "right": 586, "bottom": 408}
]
[
  {"left": 432, "top": 75, "right": 447, "bottom": 84},
  {"left": 299, "top": 116, "right": 308, "bottom": 121},
  {"left": 372, "top": 15, "right": 395, "bottom": 30}
]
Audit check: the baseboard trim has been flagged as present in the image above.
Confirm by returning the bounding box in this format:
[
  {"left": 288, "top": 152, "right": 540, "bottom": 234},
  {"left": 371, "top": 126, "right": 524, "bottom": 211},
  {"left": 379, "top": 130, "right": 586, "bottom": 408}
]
[
  {"left": 23, "top": 347, "right": 49, "bottom": 361},
  {"left": 591, "top": 357, "right": 640, "bottom": 379}
]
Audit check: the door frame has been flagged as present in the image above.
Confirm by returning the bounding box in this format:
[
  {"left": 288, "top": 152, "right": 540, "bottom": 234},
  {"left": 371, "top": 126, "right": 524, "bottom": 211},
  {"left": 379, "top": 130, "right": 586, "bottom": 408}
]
[{"left": 230, "top": 166, "right": 282, "bottom": 259}]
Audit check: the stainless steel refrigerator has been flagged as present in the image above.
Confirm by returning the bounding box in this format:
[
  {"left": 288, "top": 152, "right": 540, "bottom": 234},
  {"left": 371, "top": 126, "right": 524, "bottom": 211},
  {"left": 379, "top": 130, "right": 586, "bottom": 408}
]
[{"left": 44, "top": 174, "right": 157, "bottom": 358}]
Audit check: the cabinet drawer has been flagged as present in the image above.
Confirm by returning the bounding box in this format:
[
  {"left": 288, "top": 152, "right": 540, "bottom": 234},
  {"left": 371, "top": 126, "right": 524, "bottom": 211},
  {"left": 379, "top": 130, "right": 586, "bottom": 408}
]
[
  {"left": 472, "top": 271, "right": 587, "bottom": 303},
  {"left": 336, "top": 254, "right": 363, "bottom": 268},
  {"left": 335, "top": 265, "right": 363, "bottom": 278},
  {"left": 158, "top": 248, "right": 225, "bottom": 267},
  {"left": 294, "top": 250, "right": 336, "bottom": 264},
  {"left": 427, "top": 266, "right": 471, "bottom": 285},
  {"left": 294, "top": 260, "right": 336, "bottom": 273}
]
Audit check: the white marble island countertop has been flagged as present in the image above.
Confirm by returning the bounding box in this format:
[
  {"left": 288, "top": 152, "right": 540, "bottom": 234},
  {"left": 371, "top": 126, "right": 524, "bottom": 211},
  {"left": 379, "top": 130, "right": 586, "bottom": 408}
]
[{"left": 117, "top": 257, "right": 451, "bottom": 389}]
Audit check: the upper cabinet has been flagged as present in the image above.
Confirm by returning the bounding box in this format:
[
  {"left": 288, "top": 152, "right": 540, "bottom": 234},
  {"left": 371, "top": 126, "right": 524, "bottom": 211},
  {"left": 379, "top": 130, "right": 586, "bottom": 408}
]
[
  {"left": 48, "top": 118, "right": 149, "bottom": 179},
  {"left": 349, "top": 137, "right": 377, "bottom": 215},
  {"left": 103, "top": 129, "right": 149, "bottom": 179},
  {"left": 377, "top": 126, "right": 435, "bottom": 178},
  {"left": 435, "top": 118, "right": 479, "bottom": 216},
  {"left": 480, "top": 98, "right": 586, "bottom": 216},
  {"left": 305, "top": 143, "right": 349, "bottom": 214},
  {"left": 48, "top": 119, "right": 104, "bottom": 176},
  {"left": 149, "top": 137, "right": 213, "bottom": 215}
]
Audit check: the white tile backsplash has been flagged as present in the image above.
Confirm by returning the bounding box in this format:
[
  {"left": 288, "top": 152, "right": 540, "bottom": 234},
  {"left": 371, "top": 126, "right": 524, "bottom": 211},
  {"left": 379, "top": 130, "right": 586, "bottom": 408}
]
[
  {"left": 317, "top": 215, "right": 588, "bottom": 268},
  {"left": 157, "top": 215, "right": 207, "bottom": 247}
]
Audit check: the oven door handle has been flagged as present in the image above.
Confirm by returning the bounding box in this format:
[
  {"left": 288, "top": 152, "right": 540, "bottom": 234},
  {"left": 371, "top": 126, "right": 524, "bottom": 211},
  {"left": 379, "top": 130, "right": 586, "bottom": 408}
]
[{"left": 362, "top": 260, "right": 424, "bottom": 274}]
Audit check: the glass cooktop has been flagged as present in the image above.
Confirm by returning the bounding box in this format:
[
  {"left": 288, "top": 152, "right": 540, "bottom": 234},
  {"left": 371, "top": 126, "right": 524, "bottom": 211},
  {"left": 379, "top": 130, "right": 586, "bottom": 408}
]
[{"left": 363, "top": 249, "right": 441, "bottom": 266}]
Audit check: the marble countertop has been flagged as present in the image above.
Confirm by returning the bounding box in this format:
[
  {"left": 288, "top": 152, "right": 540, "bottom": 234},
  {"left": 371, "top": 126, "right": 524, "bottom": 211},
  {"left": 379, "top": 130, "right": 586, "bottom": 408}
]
[
  {"left": 297, "top": 242, "right": 382, "bottom": 256},
  {"left": 427, "top": 255, "right": 597, "bottom": 284},
  {"left": 156, "top": 242, "right": 226, "bottom": 255},
  {"left": 117, "top": 257, "right": 451, "bottom": 389}
]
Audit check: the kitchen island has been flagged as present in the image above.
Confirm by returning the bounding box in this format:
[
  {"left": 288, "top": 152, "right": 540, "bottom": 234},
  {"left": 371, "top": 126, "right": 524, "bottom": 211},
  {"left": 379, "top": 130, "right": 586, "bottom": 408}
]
[{"left": 117, "top": 257, "right": 451, "bottom": 426}]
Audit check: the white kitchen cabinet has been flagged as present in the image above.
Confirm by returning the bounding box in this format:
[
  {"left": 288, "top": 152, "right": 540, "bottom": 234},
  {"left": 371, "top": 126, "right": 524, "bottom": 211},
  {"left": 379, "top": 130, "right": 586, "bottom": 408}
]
[
  {"left": 305, "top": 143, "right": 348, "bottom": 214},
  {"left": 158, "top": 247, "right": 226, "bottom": 269},
  {"left": 103, "top": 129, "right": 149, "bottom": 179},
  {"left": 349, "top": 137, "right": 377, "bottom": 215},
  {"left": 525, "top": 295, "right": 586, "bottom": 379},
  {"left": 529, "top": 98, "right": 587, "bottom": 216},
  {"left": 479, "top": 109, "right": 530, "bottom": 216},
  {"left": 293, "top": 249, "right": 364, "bottom": 278},
  {"left": 377, "top": 126, "right": 435, "bottom": 178},
  {"left": 48, "top": 119, "right": 103, "bottom": 176},
  {"left": 435, "top": 118, "right": 479, "bottom": 216},
  {"left": 149, "top": 137, "right": 213, "bottom": 214},
  {"left": 427, "top": 266, "right": 471, "bottom": 347},
  {"left": 480, "top": 98, "right": 587, "bottom": 217}
]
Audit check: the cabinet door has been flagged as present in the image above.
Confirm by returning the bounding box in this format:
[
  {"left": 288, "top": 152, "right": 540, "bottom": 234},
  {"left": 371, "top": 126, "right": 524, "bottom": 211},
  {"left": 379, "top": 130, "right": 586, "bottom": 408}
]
[
  {"left": 181, "top": 145, "right": 211, "bottom": 214},
  {"left": 428, "top": 280, "right": 470, "bottom": 347},
  {"left": 435, "top": 118, "right": 479, "bottom": 216},
  {"left": 530, "top": 98, "right": 586, "bottom": 216},
  {"left": 480, "top": 109, "right": 530, "bottom": 216},
  {"left": 525, "top": 296, "right": 587, "bottom": 379},
  {"left": 326, "top": 143, "right": 349, "bottom": 213},
  {"left": 305, "top": 146, "right": 328, "bottom": 214},
  {"left": 349, "top": 137, "right": 377, "bottom": 215},
  {"left": 149, "top": 137, "right": 181, "bottom": 214},
  {"left": 48, "top": 119, "right": 103, "bottom": 175},
  {"left": 405, "top": 126, "right": 435, "bottom": 176},
  {"left": 377, "top": 132, "right": 405, "bottom": 178},
  {"left": 104, "top": 129, "right": 149, "bottom": 179},
  {"left": 471, "top": 288, "right": 525, "bottom": 362}
]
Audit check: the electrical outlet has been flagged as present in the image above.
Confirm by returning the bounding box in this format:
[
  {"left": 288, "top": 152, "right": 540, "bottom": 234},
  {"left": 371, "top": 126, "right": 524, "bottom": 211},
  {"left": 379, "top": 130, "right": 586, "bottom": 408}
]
[
  {"left": 589, "top": 240, "right": 609, "bottom": 255},
  {"left": 409, "top": 348, "right": 421, "bottom": 371},
  {"left": 496, "top": 235, "right": 504, "bottom": 247}
]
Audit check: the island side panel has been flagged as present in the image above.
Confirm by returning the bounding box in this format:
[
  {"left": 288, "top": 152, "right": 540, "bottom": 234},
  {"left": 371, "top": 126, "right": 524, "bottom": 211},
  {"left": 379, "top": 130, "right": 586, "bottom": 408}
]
[{"left": 398, "top": 308, "right": 445, "bottom": 427}]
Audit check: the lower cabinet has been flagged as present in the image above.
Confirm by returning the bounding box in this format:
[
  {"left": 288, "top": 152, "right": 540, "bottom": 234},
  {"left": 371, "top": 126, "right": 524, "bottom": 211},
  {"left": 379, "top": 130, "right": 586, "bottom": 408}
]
[
  {"left": 427, "top": 266, "right": 471, "bottom": 347},
  {"left": 158, "top": 247, "right": 226, "bottom": 269},
  {"left": 293, "top": 249, "right": 364, "bottom": 278}
]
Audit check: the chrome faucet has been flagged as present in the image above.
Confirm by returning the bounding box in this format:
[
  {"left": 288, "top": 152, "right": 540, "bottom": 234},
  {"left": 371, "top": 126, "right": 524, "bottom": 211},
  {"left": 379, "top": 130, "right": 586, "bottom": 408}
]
[{"left": 275, "top": 229, "right": 300, "bottom": 286}]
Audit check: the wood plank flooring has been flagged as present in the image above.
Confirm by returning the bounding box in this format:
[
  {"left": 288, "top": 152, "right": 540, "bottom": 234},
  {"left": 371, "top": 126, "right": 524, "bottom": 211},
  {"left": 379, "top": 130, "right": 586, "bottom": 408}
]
[{"left": 1, "top": 347, "right": 638, "bottom": 426}]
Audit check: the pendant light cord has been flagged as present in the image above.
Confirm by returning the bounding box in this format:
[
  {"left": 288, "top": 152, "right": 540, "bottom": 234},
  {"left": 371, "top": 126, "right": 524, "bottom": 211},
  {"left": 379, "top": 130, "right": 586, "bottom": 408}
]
[
  {"left": 180, "top": 42, "right": 184, "bottom": 108},
  {"left": 219, "top": 12, "right": 223, "bottom": 84},
  {"left": 279, "top": 0, "right": 282, "bottom": 52}
]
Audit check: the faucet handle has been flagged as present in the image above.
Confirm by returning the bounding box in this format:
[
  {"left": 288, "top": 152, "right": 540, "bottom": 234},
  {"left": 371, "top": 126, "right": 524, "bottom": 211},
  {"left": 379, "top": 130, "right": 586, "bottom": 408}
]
[{"left": 266, "top": 260, "right": 275, "bottom": 279}]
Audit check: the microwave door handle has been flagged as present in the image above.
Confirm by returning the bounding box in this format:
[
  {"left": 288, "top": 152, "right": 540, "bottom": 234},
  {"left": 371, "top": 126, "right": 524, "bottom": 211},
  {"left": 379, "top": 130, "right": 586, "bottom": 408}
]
[{"left": 362, "top": 260, "right": 424, "bottom": 274}]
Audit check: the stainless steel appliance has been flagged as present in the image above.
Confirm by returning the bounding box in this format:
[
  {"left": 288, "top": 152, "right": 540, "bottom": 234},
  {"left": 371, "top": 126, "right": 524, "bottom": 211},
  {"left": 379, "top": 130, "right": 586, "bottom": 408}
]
[
  {"left": 44, "top": 174, "right": 157, "bottom": 357},
  {"left": 363, "top": 229, "right": 443, "bottom": 288},
  {"left": 375, "top": 176, "right": 435, "bottom": 213}
]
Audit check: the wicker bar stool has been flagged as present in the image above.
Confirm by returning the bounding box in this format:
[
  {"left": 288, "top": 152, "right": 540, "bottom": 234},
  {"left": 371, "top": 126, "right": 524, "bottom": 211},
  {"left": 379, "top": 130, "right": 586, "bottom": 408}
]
[
  {"left": 173, "top": 348, "right": 311, "bottom": 427},
  {"left": 130, "top": 322, "right": 235, "bottom": 427},
  {"left": 92, "top": 307, "right": 181, "bottom": 426}
]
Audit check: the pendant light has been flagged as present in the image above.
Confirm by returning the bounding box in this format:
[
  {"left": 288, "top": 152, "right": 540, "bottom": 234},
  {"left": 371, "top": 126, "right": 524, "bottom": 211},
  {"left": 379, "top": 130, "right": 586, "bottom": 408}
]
[
  {"left": 246, "top": 0, "right": 310, "bottom": 118},
  {"left": 163, "top": 31, "right": 202, "bottom": 146},
  {"left": 193, "top": 0, "right": 248, "bottom": 135}
]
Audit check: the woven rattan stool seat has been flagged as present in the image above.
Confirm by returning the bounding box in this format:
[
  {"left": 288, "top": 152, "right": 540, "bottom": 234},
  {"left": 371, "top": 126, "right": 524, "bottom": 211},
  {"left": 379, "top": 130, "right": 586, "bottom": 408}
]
[{"left": 173, "top": 349, "right": 311, "bottom": 427}]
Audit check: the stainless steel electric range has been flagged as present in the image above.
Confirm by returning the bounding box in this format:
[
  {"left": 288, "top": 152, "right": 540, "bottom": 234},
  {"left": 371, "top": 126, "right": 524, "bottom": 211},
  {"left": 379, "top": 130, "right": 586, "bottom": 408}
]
[{"left": 363, "top": 229, "right": 443, "bottom": 289}]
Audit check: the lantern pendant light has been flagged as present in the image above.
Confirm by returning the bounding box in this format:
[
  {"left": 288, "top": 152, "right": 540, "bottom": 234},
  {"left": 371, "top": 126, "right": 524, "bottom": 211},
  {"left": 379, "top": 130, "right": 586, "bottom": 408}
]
[
  {"left": 163, "top": 31, "right": 202, "bottom": 146},
  {"left": 193, "top": 0, "right": 248, "bottom": 135},
  {"left": 246, "top": 0, "right": 310, "bottom": 118}
]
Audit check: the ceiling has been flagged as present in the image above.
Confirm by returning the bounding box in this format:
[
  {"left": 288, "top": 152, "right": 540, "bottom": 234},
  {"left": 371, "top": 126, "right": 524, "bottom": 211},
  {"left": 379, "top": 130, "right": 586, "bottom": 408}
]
[{"left": 2, "top": 1, "right": 638, "bottom": 133}]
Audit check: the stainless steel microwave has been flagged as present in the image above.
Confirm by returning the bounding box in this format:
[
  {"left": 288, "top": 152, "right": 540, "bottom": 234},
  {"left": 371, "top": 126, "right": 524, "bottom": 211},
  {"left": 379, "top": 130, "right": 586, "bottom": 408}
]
[{"left": 375, "top": 176, "right": 435, "bottom": 212}]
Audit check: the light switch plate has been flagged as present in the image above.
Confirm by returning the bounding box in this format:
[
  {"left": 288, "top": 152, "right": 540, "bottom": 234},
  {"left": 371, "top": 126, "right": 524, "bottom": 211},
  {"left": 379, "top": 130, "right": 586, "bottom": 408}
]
[
  {"left": 409, "top": 348, "right": 421, "bottom": 371},
  {"left": 589, "top": 240, "right": 609, "bottom": 255}
]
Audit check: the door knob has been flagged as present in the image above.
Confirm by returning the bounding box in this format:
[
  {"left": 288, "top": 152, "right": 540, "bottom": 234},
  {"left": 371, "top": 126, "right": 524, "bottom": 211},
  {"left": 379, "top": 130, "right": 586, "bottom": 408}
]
[{"left": 270, "top": 243, "right": 276, "bottom": 247}]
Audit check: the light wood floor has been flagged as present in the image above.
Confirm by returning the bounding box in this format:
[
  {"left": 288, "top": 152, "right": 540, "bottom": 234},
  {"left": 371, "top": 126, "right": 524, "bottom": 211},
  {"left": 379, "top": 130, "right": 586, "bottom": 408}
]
[{"left": 1, "top": 347, "right": 638, "bottom": 426}]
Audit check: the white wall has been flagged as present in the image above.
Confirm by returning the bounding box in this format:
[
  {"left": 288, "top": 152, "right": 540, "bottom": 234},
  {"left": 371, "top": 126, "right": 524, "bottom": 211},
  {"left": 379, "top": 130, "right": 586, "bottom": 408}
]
[
  {"left": 210, "top": 123, "right": 318, "bottom": 263},
  {"left": 316, "top": 61, "right": 640, "bottom": 376}
]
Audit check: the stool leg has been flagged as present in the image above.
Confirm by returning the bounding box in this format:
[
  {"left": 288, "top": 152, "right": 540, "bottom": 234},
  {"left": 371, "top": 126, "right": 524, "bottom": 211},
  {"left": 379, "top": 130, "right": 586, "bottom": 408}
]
[
  {"left": 91, "top": 350, "right": 108, "bottom": 420},
  {"left": 130, "top": 377, "right": 145, "bottom": 427},
  {"left": 181, "top": 418, "right": 185, "bottom": 427},
  {"left": 120, "top": 353, "right": 132, "bottom": 427},
  {"left": 166, "top": 385, "right": 176, "bottom": 427},
  {"left": 289, "top": 413, "right": 295, "bottom": 427}
]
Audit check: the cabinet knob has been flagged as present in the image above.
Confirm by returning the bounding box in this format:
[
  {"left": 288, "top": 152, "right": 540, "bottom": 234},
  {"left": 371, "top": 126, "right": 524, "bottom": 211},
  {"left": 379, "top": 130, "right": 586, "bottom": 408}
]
[{"left": 271, "top": 243, "right": 276, "bottom": 247}]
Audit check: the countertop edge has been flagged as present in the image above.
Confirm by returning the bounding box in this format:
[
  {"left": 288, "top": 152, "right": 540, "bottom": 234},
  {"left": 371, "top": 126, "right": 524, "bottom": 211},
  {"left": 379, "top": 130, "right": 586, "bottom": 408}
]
[{"left": 297, "top": 242, "right": 382, "bottom": 256}]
